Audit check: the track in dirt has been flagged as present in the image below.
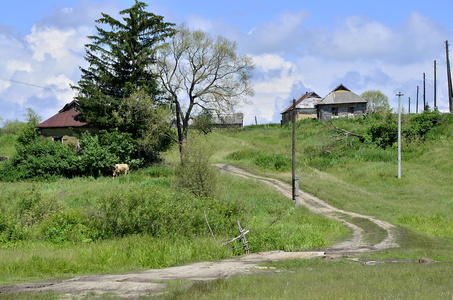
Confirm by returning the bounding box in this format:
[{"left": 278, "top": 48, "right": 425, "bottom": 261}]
[{"left": 0, "top": 164, "right": 398, "bottom": 299}]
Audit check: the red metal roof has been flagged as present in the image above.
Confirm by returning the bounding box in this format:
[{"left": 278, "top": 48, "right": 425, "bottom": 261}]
[{"left": 37, "top": 107, "right": 90, "bottom": 128}]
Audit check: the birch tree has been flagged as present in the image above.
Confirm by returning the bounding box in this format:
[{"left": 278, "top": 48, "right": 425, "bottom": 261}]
[{"left": 156, "top": 25, "right": 254, "bottom": 153}]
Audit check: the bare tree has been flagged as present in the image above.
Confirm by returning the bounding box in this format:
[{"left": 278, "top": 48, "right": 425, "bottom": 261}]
[{"left": 155, "top": 25, "right": 254, "bottom": 154}]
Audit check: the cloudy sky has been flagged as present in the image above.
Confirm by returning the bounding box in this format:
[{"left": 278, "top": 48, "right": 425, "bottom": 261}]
[{"left": 1, "top": 0, "right": 452, "bottom": 125}]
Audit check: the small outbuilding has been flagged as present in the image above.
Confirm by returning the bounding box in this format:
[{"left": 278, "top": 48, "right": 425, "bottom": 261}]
[
  {"left": 281, "top": 92, "right": 322, "bottom": 125},
  {"left": 36, "top": 100, "right": 98, "bottom": 147},
  {"left": 316, "top": 84, "right": 367, "bottom": 121},
  {"left": 211, "top": 113, "right": 244, "bottom": 128}
]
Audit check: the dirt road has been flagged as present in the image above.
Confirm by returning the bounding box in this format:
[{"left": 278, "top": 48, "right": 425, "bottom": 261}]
[{"left": 0, "top": 164, "right": 398, "bottom": 299}]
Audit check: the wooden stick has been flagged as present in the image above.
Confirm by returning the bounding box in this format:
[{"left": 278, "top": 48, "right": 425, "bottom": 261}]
[{"left": 204, "top": 210, "right": 216, "bottom": 242}]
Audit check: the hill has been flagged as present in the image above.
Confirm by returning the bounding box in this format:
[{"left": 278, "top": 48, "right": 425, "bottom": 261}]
[{"left": 205, "top": 112, "right": 453, "bottom": 260}]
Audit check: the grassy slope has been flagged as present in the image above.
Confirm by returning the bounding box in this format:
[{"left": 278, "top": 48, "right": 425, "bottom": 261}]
[
  {"left": 1, "top": 115, "right": 453, "bottom": 297},
  {"left": 155, "top": 118, "right": 453, "bottom": 299},
  {"left": 204, "top": 117, "right": 453, "bottom": 260}
]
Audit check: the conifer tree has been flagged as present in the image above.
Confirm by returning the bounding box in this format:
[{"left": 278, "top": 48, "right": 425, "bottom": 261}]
[{"left": 73, "top": 1, "right": 175, "bottom": 138}]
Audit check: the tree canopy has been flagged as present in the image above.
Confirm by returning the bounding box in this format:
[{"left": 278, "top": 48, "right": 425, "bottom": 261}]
[
  {"left": 73, "top": 1, "right": 175, "bottom": 138},
  {"left": 155, "top": 25, "right": 254, "bottom": 153},
  {"left": 361, "top": 90, "right": 391, "bottom": 114}
]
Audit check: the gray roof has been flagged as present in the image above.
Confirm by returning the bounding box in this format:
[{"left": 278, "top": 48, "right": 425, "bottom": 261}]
[{"left": 317, "top": 84, "right": 367, "bottom": 106}]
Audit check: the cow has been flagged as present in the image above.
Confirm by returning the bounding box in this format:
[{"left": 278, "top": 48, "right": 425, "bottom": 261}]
[{"left": 113, "top": 164, "right": 129, "bottom": 177}]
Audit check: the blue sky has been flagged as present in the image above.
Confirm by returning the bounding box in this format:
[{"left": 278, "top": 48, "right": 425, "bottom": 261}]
[{"left": 1, "top": 0, "right": 453, "bottom": 125}]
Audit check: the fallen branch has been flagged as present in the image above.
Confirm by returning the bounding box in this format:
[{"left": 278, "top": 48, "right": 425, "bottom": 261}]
[{"left": 330, "top": 124, "right": 364, "bottom": 147}]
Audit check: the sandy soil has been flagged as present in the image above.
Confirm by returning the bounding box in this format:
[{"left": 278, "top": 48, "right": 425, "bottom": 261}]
[{"left": 0, "top": 164, "right": 398, "bottom": 299}]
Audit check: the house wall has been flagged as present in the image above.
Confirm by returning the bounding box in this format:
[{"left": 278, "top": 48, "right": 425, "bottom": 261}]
[
  {"left": 281, "top": 108, "right": 318, "bottom": 125},
  {"left": 317, "top": 103, "right": 367, "bottom": 121},
  {"left": 39, "top": 127, "right": 98, "bottom": 147}
]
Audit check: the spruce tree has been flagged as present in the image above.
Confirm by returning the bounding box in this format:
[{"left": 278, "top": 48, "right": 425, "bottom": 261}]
[{"left": 73, "top": 1, "right": 175, "bottom": 138}]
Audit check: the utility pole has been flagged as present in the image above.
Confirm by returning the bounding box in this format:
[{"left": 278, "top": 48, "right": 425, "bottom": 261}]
[
  {"left": 434, "top": 60, "right": 437, "bottom": 109},
  {"left": 292, "top": 99, "right": 299, "bottom": 207},
  {"left": 416, "top": 85, "right": 419, "bottom": 114},
  {"left": 446, "top": 41, "right": 453, "bottom": 112},
  {"left": 408, "top": 97, "right": 411, "bottom": 114},
  {"left": 397, "top": 92, "right": 403, "bottom": 179},
  {"left": 423, "top": 73, "right": 426, "bottom": 111}
]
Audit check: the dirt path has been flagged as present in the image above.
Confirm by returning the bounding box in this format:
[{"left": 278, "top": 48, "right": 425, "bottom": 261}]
[
  {"left": 215, "top": 164, "right": 398, "bottom": 253},
  {"left": 0, "top": 164, "right": 398, "bottom": 299}
]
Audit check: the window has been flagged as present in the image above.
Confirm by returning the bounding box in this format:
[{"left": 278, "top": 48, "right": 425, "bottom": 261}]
[
  {"left": 348, "top": 107, "right": 354, "bottom": 114},
  {"left": 332, "top": 107, "right": 338, "bottom": 116}
]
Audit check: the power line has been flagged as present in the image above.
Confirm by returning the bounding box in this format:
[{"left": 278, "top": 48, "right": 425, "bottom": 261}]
[{"left": 0, "top": 76, "right": 75, "bottom": 95}]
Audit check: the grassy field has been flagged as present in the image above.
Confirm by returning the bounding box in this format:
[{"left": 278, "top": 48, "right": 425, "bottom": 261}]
[
  {"left": 1, "top": 113, "right": 453, "bottom": 298},
  {"left": 0, "top": 154, "right": 346, "bottom": 285}
]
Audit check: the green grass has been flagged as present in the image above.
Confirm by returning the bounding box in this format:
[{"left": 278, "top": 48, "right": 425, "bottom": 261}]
[
  {"left": 203, "top": 116, "right": 453, "bottom": 259},
  {"left": 155, "top": 258, "right": 453, "bottom": 299},
  {"left": 2, "top": 114, "right": 453, "bottom": 298},
  {"left": 0, "top": 235, "right": 232, "bottom": 285},
  {"left": 0, "top": 162, "right": 346, "bottom": 284}
]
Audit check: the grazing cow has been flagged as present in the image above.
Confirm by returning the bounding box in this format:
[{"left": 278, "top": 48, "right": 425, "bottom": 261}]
[{"left": 113, "top": 164, "right": 129, "bottom": 177}]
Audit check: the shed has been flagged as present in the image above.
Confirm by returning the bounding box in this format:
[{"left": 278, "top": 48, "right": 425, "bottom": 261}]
[
  {"left": 211, "top": 113, "right": 244, "bottom": 128},
  {"left": 36, "top": 100, "right": 98, "bottom": 147},
  {"left": 316, "top": 84, "right": 367, "bottom": 121},
  {"left": 281, "top": 92, "right": 322, "bottom": 125}
]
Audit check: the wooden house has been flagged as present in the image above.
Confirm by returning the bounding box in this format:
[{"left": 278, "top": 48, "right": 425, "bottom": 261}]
[
  {"left": 211, "top": 113, "right": 244, "bottom": 128},
  {"left": 36, "top": 100, "right": 98, "bottom": 147},
  {"left": 316, "top": 84, "right": 367, "bottom": 121},
  {"left": 281, "top": 92, "right": 322, "bottom": 125}
]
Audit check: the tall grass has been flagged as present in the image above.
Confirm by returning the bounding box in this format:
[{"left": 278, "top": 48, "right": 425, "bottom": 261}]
[
  {"left": 0, "top": 235, "right": 232, "bottom": 285},
  {"left": 156, "top": 258, "right": 453, "bottom": 299},
  {"left": 0, "top": 163, "right": 347, "bottom": 284}
]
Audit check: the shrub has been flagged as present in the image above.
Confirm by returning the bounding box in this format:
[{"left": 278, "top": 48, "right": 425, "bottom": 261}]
[
  {"left": 0, "top": 119, "right": 27, "bottom": 135},
  {"left": 174, "top": 138, "right": 218, "bottom": 198},
  {"left": 368, "top": 122, "right": 398, "bottom": 149},
  {"left": 78, "top": 129, "right": 138, "bottom": 177},
  {"left": 405, "top": 110, "right": 444, "bottom": 141},
  {"left": 40, "top": 209, "right": 96, "bottom": 244}
]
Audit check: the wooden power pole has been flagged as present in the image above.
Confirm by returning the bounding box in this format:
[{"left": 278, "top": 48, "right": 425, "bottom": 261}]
[
  {"left": 291, "top": 99, "right": 299, "bottom": 207},
  {"left": 416, "top": 85, "right": 419, "bottom": 114},
  {"left": 434, "top": 60, "right": 437, "bottom": 109},
  {"left": 408, "top": 97, "right": 411, "bottom": 114},
  {"left": 446, "top": 41, "right": 453, "bottom": 112},
  {"left": 423, "top": 73, "right": 426, "bottom": 111}
]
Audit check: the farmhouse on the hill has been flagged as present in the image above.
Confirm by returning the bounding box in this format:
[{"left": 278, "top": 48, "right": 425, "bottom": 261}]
[
  {"left": 316, "top": 84, "right": 367, "bottom": 121},
  {"left": 281, "top": 92, "right": 322, "bottom": 125},
  {"left": 36, "top": 100, "right": 98, "bottom": 147}
]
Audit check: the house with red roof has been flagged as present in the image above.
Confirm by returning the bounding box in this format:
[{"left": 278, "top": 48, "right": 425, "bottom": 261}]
[{"left": 36, "top": 100, "right": 98, "bottom": 147}]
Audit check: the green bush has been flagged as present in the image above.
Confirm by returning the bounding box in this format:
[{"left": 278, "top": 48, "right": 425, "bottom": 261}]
[
  {"left": 0, "top": 119, "right": 27, "bottom": 135},
  {"left": 368, "top": 122, "right": 398, "bottom": 149},
  {"left": 78, "top": 129, "right": 138, "bottom": 177},
  {"left": 174, "top": 138, "right": 219, "bottom": 198},
  {"left": 40, "top": 209, "right": 96, "bottom": 244},
  {"left": 7, "top": 139, "right": 78, "bottom": 180},
  {"left": 0, "top": 129, "right": 140, "bottom": 181},
  {"left": 405, "top": 110, "right": 444, "bottom": 141}
]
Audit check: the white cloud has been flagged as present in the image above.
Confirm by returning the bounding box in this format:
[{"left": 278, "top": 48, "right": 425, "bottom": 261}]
[{"left": 7, "top": 60, "right": 32, "bottom": 73}]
